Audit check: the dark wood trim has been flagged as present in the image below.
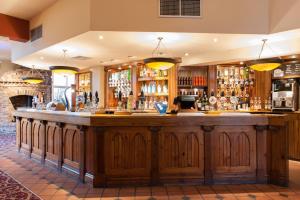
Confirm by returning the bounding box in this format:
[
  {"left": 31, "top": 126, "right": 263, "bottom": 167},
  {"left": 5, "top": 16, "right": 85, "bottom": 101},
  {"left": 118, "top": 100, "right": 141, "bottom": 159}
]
[
  {"left": 16, "top": 117, "right": 22, "bottom": 152},
  {"left": 27, "top": 118, "right": 33, "bottom": 158},
  {"left": 201, "top": 125, "right": 214, "bottom": 185},
  {"left": 255, "top": 125, "right": 269, "bottom": 184},
  {"left": 40, "top": 120, "right": 47, "bottom": 164},
  {"left": 56, "top": 122, "right": 65, "bottom": 172},
  {"left": 93, "top": 127, "right": 106, "bottom": 187},
  {"left": 149, "top": 126, "right": 161, "bottom": 185},
  {"left": 78, "top": 125, "right": 87, "bottom": 183}
]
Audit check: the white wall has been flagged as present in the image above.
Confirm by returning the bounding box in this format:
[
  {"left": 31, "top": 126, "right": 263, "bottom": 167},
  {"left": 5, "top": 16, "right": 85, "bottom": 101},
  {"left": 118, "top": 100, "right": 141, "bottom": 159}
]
[
  {"left": 90, "top": 66, "right": 105, "bottom": 108},
  {"left": 90, "top": 0, "right": 269, "bottom": 34}
]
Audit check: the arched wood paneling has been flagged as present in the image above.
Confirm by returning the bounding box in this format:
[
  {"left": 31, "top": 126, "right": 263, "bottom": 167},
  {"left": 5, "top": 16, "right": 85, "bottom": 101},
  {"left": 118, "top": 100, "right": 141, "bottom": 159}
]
[
  {"left": 159, "top": 126, "right": 204, "bottom": 183},
  {"left": 31, "top": 120, "right": 43, "bottom": 157},
  {"left": 132, "top": 133, "right": 147, "bottom": 169},
  {"left": 218, "top": 132, "right": 231, "bottom": 167},
  {"left": 63, "top": 125, "right": 81, "bottom": 169},
  {"left": 105, "top": 127, "right": 151, "bottom": 178},
  {"left": 162, "top": 132, "right": 180, "bottom": 168},
  {"left": 211, "top": 126, "right": 256, "bottom": 183},
  {"left": 182, "top": 133, "right": 200, "bottom": 168},
  {"left": 45, "top": 122, "right": 60, "bottom": 164},
  {"left": 233, "top": 132, "right": 250, "bottom": 167},
  {"left": 20, "top": 118, "right": 29, "bottom": 150}
]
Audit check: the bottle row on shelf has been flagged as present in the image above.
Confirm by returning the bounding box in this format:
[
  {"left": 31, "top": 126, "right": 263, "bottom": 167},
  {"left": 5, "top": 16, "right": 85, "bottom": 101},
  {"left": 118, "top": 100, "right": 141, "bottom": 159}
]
[
  {"left": 139, "top": 67, "right": 168, "bottom": 78},
  {"left": 178, "top": 76, "right": 207, "bottom": 87},
  {"left": 108, "top": 69, "right": 131, "bottom": 88},
  {"left": 140, "top": 81, "right": 168, "bottom": 96},
  {"left": 195, "top": 90, "right": 272, "bottom": 111}
]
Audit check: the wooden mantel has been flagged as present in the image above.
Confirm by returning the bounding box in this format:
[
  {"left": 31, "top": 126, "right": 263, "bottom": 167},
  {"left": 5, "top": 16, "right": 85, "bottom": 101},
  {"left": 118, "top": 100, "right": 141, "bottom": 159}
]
[
  {"left": 0, "top": 13, "right": 29, "bottom": 42},
  {"left": 14, "top": 109, "right": 290, "bottom": 187}
]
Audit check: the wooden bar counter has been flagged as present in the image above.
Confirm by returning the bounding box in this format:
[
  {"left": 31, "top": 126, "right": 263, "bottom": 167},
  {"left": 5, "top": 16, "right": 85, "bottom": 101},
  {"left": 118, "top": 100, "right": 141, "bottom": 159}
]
[{"left": 14, "top": 109, "right": 290, "bottom": 187}]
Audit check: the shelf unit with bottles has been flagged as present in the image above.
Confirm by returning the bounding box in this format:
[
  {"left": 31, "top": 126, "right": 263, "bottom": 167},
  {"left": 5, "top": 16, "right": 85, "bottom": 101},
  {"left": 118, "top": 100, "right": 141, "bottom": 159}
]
[
  {"left": 177, "top": 66, "right": 208, "bottom": 96},
  {"left": 136, "top": 62, "right": 177, "bottom": 110},
  {"left": 76, "top": 71, "right": 92, "bottom": 95},
  {"left": 105, "top": 65, "right": 134, "bottom": 109}
]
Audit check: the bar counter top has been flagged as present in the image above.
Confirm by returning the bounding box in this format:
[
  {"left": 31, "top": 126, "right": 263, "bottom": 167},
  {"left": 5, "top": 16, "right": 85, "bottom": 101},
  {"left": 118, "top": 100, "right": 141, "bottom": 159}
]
[
  {"left": 14, "top": 108, "right": 288, "bottom": 126},
  {"left": 13, "top": 108, "right": 291, "bottom": 187}
]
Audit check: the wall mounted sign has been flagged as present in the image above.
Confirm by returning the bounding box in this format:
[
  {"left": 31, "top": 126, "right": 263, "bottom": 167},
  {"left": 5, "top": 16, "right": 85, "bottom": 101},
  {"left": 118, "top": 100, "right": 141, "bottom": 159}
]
[{"left": 273, "top": 63, "right": 300, "bottom": 78}]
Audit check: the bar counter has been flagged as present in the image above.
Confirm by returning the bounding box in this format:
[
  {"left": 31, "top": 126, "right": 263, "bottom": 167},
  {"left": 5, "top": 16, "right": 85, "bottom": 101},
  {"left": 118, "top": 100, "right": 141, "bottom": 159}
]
[{"left": 14, "top": 109, "right": 290, "bottom": 187}]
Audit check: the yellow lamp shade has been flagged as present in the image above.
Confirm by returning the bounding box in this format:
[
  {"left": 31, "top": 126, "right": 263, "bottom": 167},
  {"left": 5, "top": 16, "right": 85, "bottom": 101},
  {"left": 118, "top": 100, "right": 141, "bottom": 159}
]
[
  {"left": 49, "top": 66, "right": 79, "bottom": 74},
  {"left": 250, "top": 63, "right": 282, "bottom": 71},
  {"left": 22, "top": 77, "right": 44, "bottom": 84},
  {"left": 249, "top": 58, "right": 282, "bottom": 72},
  {"left": 144, "top": 57, "right": 176, "bottom": 70}
]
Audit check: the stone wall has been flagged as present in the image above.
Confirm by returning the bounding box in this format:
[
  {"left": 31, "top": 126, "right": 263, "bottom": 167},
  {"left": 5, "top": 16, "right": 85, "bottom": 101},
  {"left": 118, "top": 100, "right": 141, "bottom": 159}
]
[{"left": 0, "top": 63, "right": 52, "bottom": 129}]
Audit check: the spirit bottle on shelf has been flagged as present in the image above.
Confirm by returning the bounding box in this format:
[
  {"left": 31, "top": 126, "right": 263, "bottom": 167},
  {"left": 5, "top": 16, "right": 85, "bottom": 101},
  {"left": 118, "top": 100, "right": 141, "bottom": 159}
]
[{"left": 209, "top": 90, "right": 217, "bottom": 110}]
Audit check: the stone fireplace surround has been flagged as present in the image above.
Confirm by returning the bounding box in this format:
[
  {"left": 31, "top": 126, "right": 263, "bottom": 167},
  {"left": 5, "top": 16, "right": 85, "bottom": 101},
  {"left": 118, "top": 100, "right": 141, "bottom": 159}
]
[{"left": 0, "top": 63, "right": 51, "bottom": 133}]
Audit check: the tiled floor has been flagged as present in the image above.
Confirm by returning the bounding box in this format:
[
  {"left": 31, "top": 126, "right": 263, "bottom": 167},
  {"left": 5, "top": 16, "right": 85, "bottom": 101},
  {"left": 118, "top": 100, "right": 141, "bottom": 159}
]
[{"left": 1, "top": 133, "right": 300, "bottom": 200}]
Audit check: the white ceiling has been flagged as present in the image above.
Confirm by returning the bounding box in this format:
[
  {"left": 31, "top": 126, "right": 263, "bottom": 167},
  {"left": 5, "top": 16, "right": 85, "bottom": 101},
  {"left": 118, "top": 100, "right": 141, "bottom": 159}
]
[
  {"left": 0, "top": 0, "right": 57, "bottom": 19},
  {"left": 12, "top": 29, "right": 300, "bottom": 70}
]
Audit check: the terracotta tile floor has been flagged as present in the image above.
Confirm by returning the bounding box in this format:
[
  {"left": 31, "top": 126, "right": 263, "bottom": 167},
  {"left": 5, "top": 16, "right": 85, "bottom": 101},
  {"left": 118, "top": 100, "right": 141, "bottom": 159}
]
[{"left": 1, "top": 133, "right": 300, "bottom": 200}]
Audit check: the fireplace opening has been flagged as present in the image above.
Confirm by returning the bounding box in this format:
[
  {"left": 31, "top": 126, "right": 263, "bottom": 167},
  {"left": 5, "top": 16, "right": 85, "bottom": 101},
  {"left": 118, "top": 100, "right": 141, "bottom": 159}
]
[{"left": 9, "top": 95, "right": 33, "bottom": 110}]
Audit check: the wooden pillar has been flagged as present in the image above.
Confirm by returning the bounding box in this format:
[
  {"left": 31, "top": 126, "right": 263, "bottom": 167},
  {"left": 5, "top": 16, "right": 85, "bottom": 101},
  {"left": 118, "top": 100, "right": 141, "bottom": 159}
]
[
  {"left": 149, "top": 126, "right": 161, "bottom": 185},
  {"left": 57, "top": 122, "right": 64, "bottom": 172},
  {"left": 93, "top": 127, "right": 106, "bottom": 187},
  {"left": 15, "top": 117, "right": 22, "bottom": 152},
  {"left": 78, "top": 125, "right": 87, "bottom": 183},
  {"left": 255, "top": 125, "right": 269, "bottom": 184},
  {"left": 202, "top": 125, "right": 214, "bottom": 185},
  {"left": 27, "top": 118, "right": 33, "bottom": 158},
  {"left": 40, "top": 120, "right": 47, "bottom": 164},
  {"left": 269, "top": 125, "right": 289, "bottom": 186}
]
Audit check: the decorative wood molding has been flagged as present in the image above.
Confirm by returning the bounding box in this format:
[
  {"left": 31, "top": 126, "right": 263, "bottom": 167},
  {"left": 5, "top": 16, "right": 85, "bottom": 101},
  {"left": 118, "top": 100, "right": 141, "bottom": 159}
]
[
  {"left": 255, "top": 125, "right": 268, "bottom": 132},
  {"left": 149, "top": 126, "right": 161, "bottom": 185},
  {"left": 201, "top": 125, "right": 214, "bottom": 132}
]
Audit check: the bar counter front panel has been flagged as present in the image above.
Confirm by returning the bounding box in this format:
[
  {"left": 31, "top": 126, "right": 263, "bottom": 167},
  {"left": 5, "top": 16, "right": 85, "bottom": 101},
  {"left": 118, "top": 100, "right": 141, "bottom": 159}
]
[{"left": 14, "top": 110, "right": 289, "bottom": 187}]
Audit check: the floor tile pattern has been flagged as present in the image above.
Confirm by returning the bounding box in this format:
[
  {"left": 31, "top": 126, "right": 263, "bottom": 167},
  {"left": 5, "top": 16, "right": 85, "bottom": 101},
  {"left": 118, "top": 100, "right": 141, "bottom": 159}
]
[{"left": 1, "top": 131, "right": 300, "bottom": 200}]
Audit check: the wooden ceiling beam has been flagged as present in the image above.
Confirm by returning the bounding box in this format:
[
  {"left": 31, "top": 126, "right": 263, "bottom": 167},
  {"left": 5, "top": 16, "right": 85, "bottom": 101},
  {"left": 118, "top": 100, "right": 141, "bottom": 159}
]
[{"left": 0, "top": 13, "right": 29, "bottom": 42}]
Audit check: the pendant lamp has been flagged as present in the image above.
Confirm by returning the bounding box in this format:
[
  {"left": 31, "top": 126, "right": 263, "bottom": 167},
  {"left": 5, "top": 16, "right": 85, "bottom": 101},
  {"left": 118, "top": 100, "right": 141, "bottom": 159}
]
[
  {"left": 50, "top": 49, "right": 79, "bottom": 74},
  {"left": 144, "top": 37, "right": 177, "bottom": 70},
  {"left": 22, "top": 65, "right": 44, "bottom": 84},
  {"left": 249, "top": 39, "right": 282, "bottom": 71}
]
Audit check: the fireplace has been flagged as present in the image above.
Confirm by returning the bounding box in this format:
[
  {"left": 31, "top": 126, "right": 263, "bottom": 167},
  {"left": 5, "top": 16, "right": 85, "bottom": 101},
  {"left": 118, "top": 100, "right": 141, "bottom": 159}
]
[
  {"left": 9, "top": 95, "right": 33, "bottom": 110},
  {"left": 0, "top": 65, "right": 52, "bottom": 126}
]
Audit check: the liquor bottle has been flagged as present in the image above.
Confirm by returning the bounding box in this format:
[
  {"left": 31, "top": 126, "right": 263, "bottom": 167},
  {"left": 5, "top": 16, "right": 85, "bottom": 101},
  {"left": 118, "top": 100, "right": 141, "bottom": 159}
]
[
  {"left": 157, "top": 82, "right": 162, "bottom": 94},
  {"left": 127, "top": 91, "right": 134, "bottom": 111},
  {"left": 117, "top": 91, "right": 123, "bottom": 111},
  {"left": 196, "top": 93, "right": 202, "bottom": 111},
  {"left": 163, "top": 81, "right": 168, "bottom": 94},
  {"left": 209, "top": 90, "right": 217, "bottom": 110}
]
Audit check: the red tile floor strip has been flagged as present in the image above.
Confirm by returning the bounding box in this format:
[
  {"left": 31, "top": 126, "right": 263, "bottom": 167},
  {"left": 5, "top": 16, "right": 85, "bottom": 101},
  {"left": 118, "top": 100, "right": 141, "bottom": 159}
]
[{"left": 1, "top": 132, "right": 300, "bottom": 200}]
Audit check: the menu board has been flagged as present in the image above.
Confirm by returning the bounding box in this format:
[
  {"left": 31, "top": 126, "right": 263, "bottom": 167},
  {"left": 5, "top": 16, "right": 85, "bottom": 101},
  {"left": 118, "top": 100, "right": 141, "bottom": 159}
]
[{"left": 273, "top": 63, "right": 300, "bottom": 78}]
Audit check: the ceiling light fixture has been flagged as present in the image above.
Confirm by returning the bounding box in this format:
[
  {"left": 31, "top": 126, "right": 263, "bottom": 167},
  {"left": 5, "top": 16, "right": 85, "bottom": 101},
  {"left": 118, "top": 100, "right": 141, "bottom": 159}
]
[
  {"left": 22, "top": 65, "right": 44, "bottom": 84},
  {"left": 49, "top": 49, "right": 79, "bottom": 74},
  {"left": 184, "top": 53, "right": 189, "bottom": 56},
  {"left": 98, "top": 35, "right": 104, "bottom": 40},
  {"left": 213, "top": 38, "right": 218, "bottom": 43},
  {"left": 248, "top": 39, "right": 282, "bottom": 71},
  {"left": 144, "top": 37, "right": 177, "bottom": 70}
]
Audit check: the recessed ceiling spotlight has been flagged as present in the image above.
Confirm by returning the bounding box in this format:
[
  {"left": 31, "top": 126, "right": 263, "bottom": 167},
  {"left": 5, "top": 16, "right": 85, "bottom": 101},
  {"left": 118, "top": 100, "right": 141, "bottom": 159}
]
[
  {"left": 184, "top": 53, "right": 189, "bottom": 56},
  {"left": 291, "top": 55, "right": 297, "bottom": 59},
  {"left": 128, "top": 65, "right": 132, "bottom": 69},
  {"left": 118, "top": 66, "right": 122, "bottom": 70},
  {"left": 98, "top": 35, "right": 104, "bottom": 40},
  {"left": 240, "top": 61, "right": 244, "bottom": 65},
  {"left": 40, "top": 56, "right": 44, "bottom": 60},
  {"left": 213, "top": 38, "right": 218, "bottom": 43},
  {"left": 128, "top": 56, "right": 137, "bottom": 59}
]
